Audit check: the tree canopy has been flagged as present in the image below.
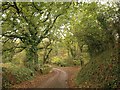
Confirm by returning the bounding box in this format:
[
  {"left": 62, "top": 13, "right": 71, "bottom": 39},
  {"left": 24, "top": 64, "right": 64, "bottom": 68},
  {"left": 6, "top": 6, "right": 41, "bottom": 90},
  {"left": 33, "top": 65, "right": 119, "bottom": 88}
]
[{"left": 1, "top": 1, "right": 120, "bottom": 88}]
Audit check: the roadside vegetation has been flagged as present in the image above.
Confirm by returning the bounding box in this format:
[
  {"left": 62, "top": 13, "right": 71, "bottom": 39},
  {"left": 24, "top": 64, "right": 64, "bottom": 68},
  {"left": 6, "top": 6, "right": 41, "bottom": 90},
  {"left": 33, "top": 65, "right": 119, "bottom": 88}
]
[
  {"left": 76, "top": 48, "right": 119, "bottom": 88},
  {"left": 1, "top": 1, "right": 120, "bottom": 88}
]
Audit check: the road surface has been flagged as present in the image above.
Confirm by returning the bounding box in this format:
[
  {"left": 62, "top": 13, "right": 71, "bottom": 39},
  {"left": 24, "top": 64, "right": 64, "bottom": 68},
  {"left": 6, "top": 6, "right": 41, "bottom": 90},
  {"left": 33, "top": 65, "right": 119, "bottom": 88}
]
[{"left": 39, "top": 68, "right": 68, "bottom": 88}]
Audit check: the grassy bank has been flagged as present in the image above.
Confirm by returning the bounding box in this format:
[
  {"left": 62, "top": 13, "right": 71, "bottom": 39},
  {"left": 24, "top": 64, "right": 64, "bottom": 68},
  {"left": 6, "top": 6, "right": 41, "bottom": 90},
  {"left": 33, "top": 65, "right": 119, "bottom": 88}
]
[
  {"left": 76, "top": 49, "right": 119, "bottom": 88},
  {"left": 2, "top": 63, "right": 52, "bottom": 88}
]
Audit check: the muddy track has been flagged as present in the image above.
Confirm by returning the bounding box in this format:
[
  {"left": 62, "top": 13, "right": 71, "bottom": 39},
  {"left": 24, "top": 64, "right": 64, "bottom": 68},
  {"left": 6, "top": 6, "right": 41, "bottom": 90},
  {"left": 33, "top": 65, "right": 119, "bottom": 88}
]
[
  {"left": 12, "top": 67, "right": 80, "bottom": 88},
  {"left": 39, "top": 68, "right": 68, "bottom": 88}
]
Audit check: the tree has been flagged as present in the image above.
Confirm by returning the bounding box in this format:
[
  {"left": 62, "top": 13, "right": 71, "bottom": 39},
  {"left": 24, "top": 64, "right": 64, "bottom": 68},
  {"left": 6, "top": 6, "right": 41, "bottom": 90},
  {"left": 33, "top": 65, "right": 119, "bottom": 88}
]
[
  {"left": 69, "top": 2, "right": 114, "bottom": 57},
  {"left": 2, "top": 2, "right": 71, "bottom": 69},
  {"left": 97, "top": 2, "right": 120, "bottom": 69}
]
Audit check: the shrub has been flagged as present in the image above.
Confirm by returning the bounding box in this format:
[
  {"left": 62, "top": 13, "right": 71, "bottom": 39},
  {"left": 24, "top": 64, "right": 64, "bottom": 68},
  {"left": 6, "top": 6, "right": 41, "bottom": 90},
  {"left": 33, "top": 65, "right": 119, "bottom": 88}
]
[
  {"left": 76, "top": 49, "right": 119, "bottom": 88},
  {"left": 51, "top": 56, "right": 61, "bottom": 64},
  {"left": 51, "top": 56, "right": 67, "bottom": 67},
  {"left": 34, "top": 64, "right": 52, "bottom": 74},
  {"left": 41, "top": 64, "right": 52, "bottom": 74},
  {"left": 2, "top": 63, "right": 34, "bottom": 88},
  {"left": 73, "top": 60, "right": 81, "bottom": 66}
]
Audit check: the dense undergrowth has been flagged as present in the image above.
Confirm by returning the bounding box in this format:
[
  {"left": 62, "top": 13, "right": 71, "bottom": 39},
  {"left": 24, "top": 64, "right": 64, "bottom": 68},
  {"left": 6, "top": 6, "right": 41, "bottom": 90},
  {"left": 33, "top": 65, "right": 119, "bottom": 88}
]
[
  {"left": 2, "top": 63, "right": 52, "bottom": 88},
  {"left": 51, "top": 56, "right": 82, "bottom": 67},
  {"left": 76, "top": 48, "right": 119, "bottom": 88}
]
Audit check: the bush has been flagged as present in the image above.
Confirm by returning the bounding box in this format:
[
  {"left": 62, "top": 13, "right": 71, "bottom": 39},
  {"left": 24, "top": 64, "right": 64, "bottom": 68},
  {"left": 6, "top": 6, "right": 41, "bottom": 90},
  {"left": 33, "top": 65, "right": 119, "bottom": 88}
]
[
  {"left": 76, "top": 49, "right": 119, "bottom": 88},
  {"left": 51, "top": 56, "right": 61, "bottom": 64},
  {"left": 73, "top": 60, "right": 81, "bottom": 66},
  {"left": 2, "top": 63, "right": 34, "bottom": 88},
  {"left": 41, "top": 64, "right": 52, "bottom": 74},
  {"left": 34, "top": 64, "right": 52, "bottom": 74},
  {"left": 51, "top": 56, "right": 67, "bottom": 67}
]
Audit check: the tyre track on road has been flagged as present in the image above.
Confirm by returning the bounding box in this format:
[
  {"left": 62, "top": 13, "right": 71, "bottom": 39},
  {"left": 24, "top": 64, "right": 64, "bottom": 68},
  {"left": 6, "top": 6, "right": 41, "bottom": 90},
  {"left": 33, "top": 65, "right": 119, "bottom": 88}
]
[{"left": 39, "top": 68, "right": 68, "bottom": 88}]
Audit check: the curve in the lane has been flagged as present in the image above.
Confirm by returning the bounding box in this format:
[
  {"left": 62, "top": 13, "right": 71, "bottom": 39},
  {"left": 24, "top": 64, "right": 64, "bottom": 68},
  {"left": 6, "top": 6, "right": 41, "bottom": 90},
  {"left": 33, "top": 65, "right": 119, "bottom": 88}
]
[{"left": 39, "top": 68, "right": 68, "bottom": 88}]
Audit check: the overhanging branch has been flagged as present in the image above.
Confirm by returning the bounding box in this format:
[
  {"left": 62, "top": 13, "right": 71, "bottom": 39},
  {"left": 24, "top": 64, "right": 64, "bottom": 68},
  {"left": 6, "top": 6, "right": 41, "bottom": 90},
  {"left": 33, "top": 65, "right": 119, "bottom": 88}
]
[
  {"left": 32, "top": 2, "right": 44, "bottom": 14},
  {"left": 2, "top": 33, "right": 25, "bottom": 40}
]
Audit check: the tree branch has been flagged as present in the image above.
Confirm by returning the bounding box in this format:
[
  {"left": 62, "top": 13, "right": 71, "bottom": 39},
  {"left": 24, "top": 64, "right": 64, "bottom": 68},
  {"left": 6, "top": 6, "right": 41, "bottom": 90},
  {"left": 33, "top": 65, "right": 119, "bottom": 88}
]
[
  {"left": 3, "top": 45, "right": 26, "bottom": 52},
  {"left": 32, "top": 2, "right": 44, "bottom": 14},
  {"left": 2, "top": 2, "right": 14, "bottom": 12},
  {"left": 13, "top": 2, "right": 20, "bottom": 14},
  {"left": 2, "top": 33, "right": 25, "bottom": 40}
]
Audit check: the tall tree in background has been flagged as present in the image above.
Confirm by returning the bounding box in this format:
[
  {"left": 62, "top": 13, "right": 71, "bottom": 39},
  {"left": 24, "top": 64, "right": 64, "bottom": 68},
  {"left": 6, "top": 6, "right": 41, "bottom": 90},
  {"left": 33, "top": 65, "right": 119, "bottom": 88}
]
[{"left": 69, "top": 2, "right": 120, "bottom": 58}]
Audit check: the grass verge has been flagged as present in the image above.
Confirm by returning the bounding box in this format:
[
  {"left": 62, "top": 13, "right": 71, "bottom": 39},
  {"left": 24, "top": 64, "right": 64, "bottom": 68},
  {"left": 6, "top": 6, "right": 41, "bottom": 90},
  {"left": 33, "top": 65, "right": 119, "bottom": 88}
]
[{"left": 76, "top": 49, "right": 119, "bottom": 88}]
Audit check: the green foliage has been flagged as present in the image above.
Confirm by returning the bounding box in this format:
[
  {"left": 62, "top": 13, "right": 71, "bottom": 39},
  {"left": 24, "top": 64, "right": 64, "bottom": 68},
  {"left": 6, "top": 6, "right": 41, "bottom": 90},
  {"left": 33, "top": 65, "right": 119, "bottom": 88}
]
[
  {"left": 2, "top": 2, "right": 71, "bottom": 68},
  {"left": 70, "top": 2, "right": 115, "bottom": 57},
  {"left": 51, "top": 56, "right": 61, "bottom": 64},
  {"left": 34, "top": 63, "right": 52, "bottom": 74},
  {"left": 2, "top": 39, "right": 15, "bottom": 63},
  {"left": 12, "top": 50, "right": 26, "bottom": 65},
  {"left": 76, "top": 49, "right": 119, "bottom": 88},
  {"left": 73, "top": 60, "right": 81, "bottom": 66},
  {"left": 1, "top": 2, "right": 120, "bottom": 88},
  {"left": 2, "top": 63, "right": 34, "bottom": 88},
  {"left": 41, "top": 64, "right": 52, "bottom": 74},
  {"left": 80, "top": 52, "right": 90, "bottom": 65},
  {"left": 51, "top": 56, "right": 67, "bottom": 67},
  {"left": 74, "top": 2, "right": 120, "bottom": 88}
]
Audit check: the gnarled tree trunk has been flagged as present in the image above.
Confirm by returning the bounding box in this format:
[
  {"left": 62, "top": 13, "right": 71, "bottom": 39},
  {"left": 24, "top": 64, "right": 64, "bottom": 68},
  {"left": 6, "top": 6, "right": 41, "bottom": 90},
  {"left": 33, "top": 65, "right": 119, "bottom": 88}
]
[{"left": 25, "top": 45, "right": 38, "bottom": 70}]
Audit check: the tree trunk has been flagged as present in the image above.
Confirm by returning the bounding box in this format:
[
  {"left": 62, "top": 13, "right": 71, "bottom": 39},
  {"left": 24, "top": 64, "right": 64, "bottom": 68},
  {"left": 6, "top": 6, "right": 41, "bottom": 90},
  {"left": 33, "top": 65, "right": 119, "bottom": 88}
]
[
  {"left": 43, "top": 48, "right": 47, "bottom": 64},
  {"left": 25, "top": 45, "right": 38, "bottom": 70},
  {"left": 117, "top": 33, "right": 120, "bottom": 66},
  {"left": 43, "top": 48, "right": 52, "bottom": 64}
]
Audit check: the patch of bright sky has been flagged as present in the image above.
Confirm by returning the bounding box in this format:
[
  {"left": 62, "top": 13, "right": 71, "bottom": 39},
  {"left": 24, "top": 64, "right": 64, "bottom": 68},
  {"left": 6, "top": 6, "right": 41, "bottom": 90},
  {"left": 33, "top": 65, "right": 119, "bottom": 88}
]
[
  {"left": 2, "top": 14, "right": 6, "bottom": 18},
  {"left": 16, "top": 19, "right": 20, "bottom": 23}
]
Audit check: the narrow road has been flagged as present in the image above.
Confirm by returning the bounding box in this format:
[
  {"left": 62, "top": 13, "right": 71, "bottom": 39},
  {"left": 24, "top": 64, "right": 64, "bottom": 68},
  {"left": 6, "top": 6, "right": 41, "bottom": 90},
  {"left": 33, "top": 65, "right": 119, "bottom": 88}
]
[
  {"left": 39, "top": 68, "right": 68, "bottom": 88},
  {"left": 12, "top": 67, "right": 80, "bottom": 88}
]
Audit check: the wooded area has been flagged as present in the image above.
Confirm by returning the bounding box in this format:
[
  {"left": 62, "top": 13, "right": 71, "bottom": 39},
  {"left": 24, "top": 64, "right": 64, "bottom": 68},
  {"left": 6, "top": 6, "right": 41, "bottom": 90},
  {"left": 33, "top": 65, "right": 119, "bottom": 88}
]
[{"left": 1, "top": 1, "right": 120, "bottom": 88}]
